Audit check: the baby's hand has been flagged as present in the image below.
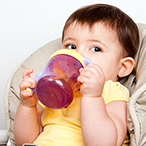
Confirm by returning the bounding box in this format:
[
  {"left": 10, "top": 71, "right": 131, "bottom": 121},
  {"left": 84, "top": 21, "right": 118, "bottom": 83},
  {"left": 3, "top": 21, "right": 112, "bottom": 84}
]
[
  {"left": 19, "top": 68, "right": 38, "bottom": 107},
  {"left": 77, "top": 64, "right": 105, "bottom": 98}
]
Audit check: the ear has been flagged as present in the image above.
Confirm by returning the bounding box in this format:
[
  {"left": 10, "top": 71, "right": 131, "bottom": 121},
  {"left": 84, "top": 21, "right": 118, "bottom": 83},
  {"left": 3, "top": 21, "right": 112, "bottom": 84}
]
[{"left": 118, "top": 57, "right": 135, "bottom": 78}]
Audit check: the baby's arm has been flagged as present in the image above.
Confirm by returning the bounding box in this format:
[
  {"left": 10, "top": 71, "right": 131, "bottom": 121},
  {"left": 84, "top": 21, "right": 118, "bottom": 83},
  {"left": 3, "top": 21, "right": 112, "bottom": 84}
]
[
  {"left": 14, "top": 69, "right": 44, "bottom": 146},
  {"left": 78, "top": 64, "right": 127, "bottom": 146}
]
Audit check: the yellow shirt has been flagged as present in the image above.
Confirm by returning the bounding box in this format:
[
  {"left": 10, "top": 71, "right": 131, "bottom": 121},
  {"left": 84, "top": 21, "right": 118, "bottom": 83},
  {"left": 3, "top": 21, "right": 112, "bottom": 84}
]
[{"left": 33, "top": 80, "right": 129, "bottom": 146}]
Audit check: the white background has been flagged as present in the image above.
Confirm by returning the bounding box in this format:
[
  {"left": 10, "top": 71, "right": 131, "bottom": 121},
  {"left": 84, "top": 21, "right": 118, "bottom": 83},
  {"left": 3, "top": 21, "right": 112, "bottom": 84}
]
[{"left": 1, "top": 0, "right": 146, "bottom": 130}]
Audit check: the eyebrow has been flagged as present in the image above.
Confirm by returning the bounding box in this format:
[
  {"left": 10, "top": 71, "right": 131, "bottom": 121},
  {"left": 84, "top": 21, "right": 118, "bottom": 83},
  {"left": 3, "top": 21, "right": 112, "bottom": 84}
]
[
  {"left": 62, "top": 37, "right": 75, "bottom": 42},
  {"left": 88, "top": 39, "right": 107, "bottom": 48}
]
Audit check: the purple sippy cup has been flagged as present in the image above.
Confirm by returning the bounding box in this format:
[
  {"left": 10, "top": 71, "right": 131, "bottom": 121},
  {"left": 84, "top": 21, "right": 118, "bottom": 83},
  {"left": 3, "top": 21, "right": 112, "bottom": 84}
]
[{"left": 30, "top": 49, "right": 91, "bottom": 109}]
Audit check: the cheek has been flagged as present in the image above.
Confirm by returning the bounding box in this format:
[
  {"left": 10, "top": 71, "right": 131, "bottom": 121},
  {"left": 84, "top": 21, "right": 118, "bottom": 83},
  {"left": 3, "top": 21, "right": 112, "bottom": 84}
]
[
  {"left": 90, "top": 54, "right": 121, "bottom": 81},
  {"left": 100, "top": 62, "right": 120, "bottom": 81}
]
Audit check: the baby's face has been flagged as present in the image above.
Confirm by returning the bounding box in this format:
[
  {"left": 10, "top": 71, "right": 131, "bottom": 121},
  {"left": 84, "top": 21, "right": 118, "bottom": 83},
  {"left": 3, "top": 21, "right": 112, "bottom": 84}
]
[{"left": 61, "top": 22, "right": 124, "bottom": 81}]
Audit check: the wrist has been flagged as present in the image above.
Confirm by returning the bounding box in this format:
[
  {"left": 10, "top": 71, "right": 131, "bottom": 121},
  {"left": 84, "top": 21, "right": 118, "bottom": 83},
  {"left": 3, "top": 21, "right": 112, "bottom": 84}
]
[
  {"left": 18, "top": 103, "right": 38, "bottom": 116},
  {"left": 82, "top": 94, "right": 102, "bottom": 98},
  {"left": 81, "top": 96, "right": 104, "bottom": 106},
  {"left": 20, "top": 100, "right": 37, "bottom": 108},
  {"left": 80, "top": 90, "right": 103, "bottom": 98}
]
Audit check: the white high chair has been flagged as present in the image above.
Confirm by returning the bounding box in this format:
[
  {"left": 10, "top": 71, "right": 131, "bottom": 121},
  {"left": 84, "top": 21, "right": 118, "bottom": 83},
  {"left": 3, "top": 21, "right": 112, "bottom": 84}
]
[{"left": 4, "top": 23, "right": 146, "bottom": 146}]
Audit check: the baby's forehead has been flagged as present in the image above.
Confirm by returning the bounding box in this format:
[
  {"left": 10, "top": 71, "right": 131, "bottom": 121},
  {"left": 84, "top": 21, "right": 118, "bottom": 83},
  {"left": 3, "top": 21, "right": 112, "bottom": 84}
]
[
  {"left": 70, "top": 20, "right": 116, "bottom": 31},
  {"left": 63, "top": 21, "right": 119, "bottom": 43}
]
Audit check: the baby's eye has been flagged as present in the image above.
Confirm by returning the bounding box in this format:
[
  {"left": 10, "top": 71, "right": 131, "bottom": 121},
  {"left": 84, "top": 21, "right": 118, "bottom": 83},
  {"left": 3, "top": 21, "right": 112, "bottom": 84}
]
[
  {"left": 91, "top": 46, "right": 101, "bottom": 52},
  {"left": 67, "top": 44, "right": 77, "bottom": 49}
]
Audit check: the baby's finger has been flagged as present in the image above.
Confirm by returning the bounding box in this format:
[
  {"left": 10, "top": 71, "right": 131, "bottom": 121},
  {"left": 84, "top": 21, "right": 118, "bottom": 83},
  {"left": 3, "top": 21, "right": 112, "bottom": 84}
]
[
  {"left": 20, "top": 89, "right": 33, "bottom": 98},
  {"left": 79, "top": 68, "right": 84, "bottom": 73},
  {"left": 19, "top": 79, "right": 36, "bottom": 91},
  {"left": 87, "top": 64, "right": 104, "bottom": 76},
  {"left": 80, "top": 69, "right": 93, "bottom": 79},
  {"left": 77, "top": 74, "right": 89, "bottom": 84},
  {"left": 22, "top": 68, "right": 34, "bottom": 79}
]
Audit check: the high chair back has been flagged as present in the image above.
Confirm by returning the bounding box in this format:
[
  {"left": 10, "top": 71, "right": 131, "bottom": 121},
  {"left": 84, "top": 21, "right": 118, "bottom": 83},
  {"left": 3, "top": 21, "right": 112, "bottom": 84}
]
[
  {"left": 4, "top": 23, "right": 146, "bottom": 146},
  {"left": 127, "top": 23, "right": 146, "bottom": 146}
]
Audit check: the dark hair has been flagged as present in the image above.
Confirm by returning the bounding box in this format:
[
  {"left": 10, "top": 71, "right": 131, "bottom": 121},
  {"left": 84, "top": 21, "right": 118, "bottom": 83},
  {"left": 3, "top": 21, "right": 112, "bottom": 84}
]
[{"left": 62, "top": 4, "right": 139, "bottom": 58}]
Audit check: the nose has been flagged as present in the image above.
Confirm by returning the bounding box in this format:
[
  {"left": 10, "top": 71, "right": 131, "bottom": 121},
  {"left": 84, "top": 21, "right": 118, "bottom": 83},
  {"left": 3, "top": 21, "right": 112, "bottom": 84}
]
[
  {"left": 75, "top": 46, "right": 85, "bottom": 57},
  {"left": 75, "top": 47, "right": 92, "bottom": 65}
]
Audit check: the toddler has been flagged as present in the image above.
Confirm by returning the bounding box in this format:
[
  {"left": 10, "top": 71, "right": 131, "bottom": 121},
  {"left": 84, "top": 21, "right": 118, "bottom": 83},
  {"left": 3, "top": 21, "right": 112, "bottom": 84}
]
[{"left": 14, "top": 4, "right": 139, "bottom": 146}]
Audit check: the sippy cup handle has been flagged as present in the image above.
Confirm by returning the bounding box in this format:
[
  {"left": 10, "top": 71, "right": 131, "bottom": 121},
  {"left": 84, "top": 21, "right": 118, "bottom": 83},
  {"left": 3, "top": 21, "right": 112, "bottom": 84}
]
[
  {"left": 26, "top": 69, "right": 45, "bottom": 93},
  {"left": 82, "top": 56, "right": 92, "bottom": 66}
]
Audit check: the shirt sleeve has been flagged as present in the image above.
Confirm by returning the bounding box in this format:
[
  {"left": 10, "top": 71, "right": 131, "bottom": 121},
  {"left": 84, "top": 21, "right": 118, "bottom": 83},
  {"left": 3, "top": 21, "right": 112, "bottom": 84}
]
[{"left": 102, "top": 80, "right": 129, "bottom": 104}]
